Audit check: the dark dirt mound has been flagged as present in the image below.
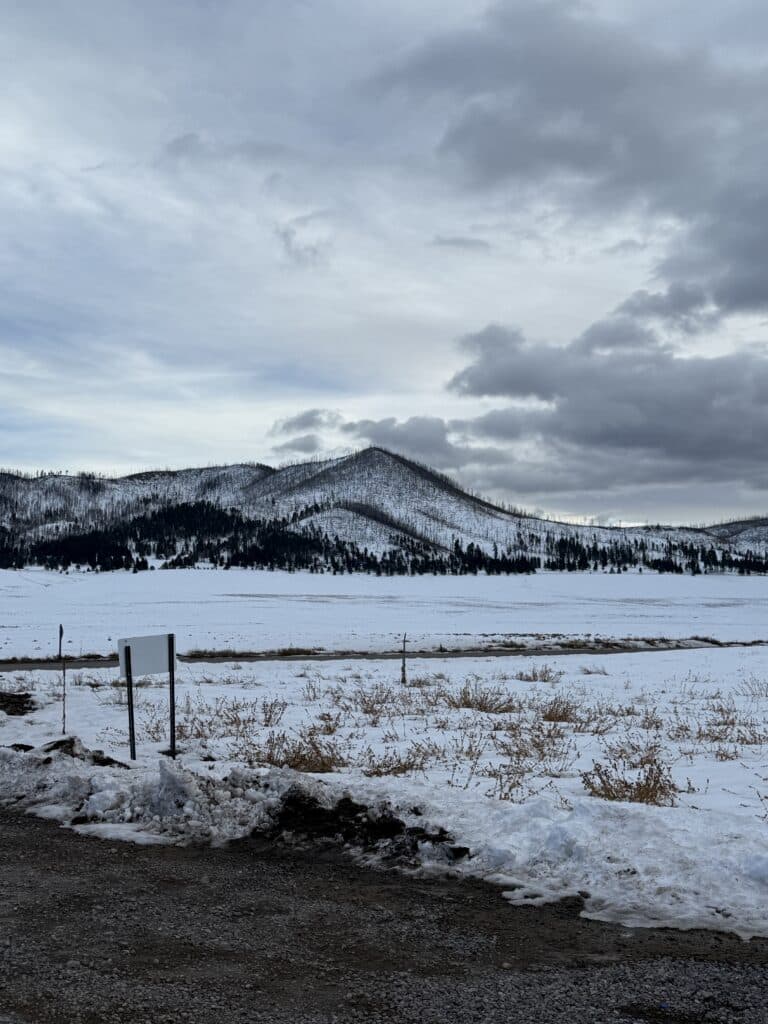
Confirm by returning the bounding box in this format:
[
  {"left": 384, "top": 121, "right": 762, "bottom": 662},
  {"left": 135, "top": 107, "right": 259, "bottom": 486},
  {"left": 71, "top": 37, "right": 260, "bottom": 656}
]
[
  {"left": 0, "top": 692, "right": 35, "bottom": 716},
  {"left": 266, "top": 786, "right": 470, "bottom": 863}
]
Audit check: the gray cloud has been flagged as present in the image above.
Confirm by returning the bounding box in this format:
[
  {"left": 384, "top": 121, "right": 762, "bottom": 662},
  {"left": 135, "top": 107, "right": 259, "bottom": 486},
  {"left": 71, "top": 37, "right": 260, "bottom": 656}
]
[
  {"left": 432, "top": 235, "right": 491, "bottom": 250},
  {"left": 376, "top": 0, "right": 768, "bottom": 326},
  {"left": 271, "top": 432, "right": 322, "bottom": 455},
  {"left": 4, "top": 0, "right": 768, "bottom": 521},
  {"left": 450, "top": 322, "right": 768, "bottom": 468},
  {"left": 616, "top": 284, "right": 718, "bottom": 333},
  {"left": 377, "top": 2, "right": 764, "bottom": 211},
  {"left": 162, "top": 133, "right": 296, "bottom": 167},
  {"left": 271, "top": 409, "right": 342, "bottom": 436},
  {"left": 341, "top": 415, "right": 501, "bottom": 470}
]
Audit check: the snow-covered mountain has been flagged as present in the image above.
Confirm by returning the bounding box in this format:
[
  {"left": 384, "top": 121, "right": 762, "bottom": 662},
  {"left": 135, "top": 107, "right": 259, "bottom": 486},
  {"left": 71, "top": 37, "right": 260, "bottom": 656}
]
[{"left": 1, "top": 447, "right": 765, "bottom": 563}]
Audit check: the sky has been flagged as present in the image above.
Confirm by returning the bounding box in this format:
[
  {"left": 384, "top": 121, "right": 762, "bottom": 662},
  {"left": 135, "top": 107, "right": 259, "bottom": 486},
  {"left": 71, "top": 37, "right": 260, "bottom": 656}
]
[{"left": 3, "top": 0, "right": 768, "bottom": 525}]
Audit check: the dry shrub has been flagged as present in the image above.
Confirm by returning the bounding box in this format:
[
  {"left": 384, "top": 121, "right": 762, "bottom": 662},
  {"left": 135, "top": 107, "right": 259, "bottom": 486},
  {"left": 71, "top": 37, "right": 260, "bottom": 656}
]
[
  {"left": 483, "top": 761, "right": 530, "bottom": 801},
  {"left": 310, "top": 711, "right": 344, "bottom": 736},
  {"left": 570, "top": 708, "right": 617, "bottom": 736},
  {"left": 260, "top": 697, "right": 288, "bottom": 727},
  {"left": 666, "top": 714, "right": 693, "bottom": 741},
  {"left": 580, "top": 664, "right": 609, "bottom": 676},
  {"left": 694, "top": 704, "right": 768, "bottom": 747},
  {"left": 331, "top": 682, "right": 402, "bottom": 725},
  {"left": 539, "top": 696, "right": 582, "bottom": 723},
  {"left": 737, "top": 676, "right": 768, "bottom": 699},
  {"left": 638, "top": 706, "right": 663, "bottom": 731},
  {"left": 232, "top": 729, "right": 347, "bottom": 772},
  {"left": 139, "top": 703, "right": 167, "bottom": 742},
  {"left": 514, "top": 664, "right": 564, "bottom": 684},
  {"left": 360, "top": 740, "right": 443, "bottom": 777},
  {"left": 581, "top": 757, "right": 678, "bottom": 806},
  {"left": 404, "top": 673, "right": 444, "bottom": 689},
  {"left": 174, "top": 695, "right": 262, "bottom": 741},
  {"left": 603, "top": 732, "right": 663, "bottom": 769},
  {"left": 442, "top": 681, "right": 524, "bottom": 714},
  {"left": 493, "top": 719, "right": 575, "bottom": 777},
  {"left": 301, "top": 678, "right": 323, "bottom": 703},
  {"left": 714, "top": 745, "right": 739, "bottom": 761},
  {"left": 450, "top": 727, "right": 489, "bottom": 763}
]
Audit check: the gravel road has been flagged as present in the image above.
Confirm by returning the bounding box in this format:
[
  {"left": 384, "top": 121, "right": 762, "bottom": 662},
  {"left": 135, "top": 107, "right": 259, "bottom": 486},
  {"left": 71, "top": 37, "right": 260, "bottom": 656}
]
[{"left": 1, "top": 808, "right": 766, "bottom": 1024}]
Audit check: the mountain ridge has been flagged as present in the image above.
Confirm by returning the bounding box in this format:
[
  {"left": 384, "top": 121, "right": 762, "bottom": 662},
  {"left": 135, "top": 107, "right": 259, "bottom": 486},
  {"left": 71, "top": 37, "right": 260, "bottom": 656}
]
[{"left": 1, "top": 447, "right": 766, "bottom": 573}]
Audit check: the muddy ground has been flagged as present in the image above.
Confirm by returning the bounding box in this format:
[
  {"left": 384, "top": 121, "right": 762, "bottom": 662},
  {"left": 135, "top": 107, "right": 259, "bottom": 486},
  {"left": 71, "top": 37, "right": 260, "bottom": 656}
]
[{"left": 0, "top": 808, "right": 766, "bottom": 1024}]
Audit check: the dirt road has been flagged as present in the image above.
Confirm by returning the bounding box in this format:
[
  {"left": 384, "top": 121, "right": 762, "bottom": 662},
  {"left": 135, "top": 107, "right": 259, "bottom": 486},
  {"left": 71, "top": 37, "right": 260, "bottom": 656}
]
[
  {"left": 2, "top": 637, "right": 763, "bottom": 673},
  {"left": 0, "top": 808, "right": 766, "bottom": 1023}
]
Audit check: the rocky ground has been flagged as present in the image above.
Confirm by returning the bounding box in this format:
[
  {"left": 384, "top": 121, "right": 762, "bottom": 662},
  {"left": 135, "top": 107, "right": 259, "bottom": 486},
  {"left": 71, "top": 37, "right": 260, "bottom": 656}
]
[{"left": 1, "top": 808, "right": 767, "bottom": 1024}]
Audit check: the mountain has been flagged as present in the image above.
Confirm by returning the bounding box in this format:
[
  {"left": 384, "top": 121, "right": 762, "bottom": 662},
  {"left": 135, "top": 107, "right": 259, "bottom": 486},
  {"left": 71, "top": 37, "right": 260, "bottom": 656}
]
[{"left": 0, "top": 448, "right": 766, "bottom": 574}]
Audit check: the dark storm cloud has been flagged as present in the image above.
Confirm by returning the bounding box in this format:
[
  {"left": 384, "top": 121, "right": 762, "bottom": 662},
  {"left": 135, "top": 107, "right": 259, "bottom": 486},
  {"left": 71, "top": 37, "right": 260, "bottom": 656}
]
[
  {"left": 616, "top": 284, "right": 717, "bottom": 332},
  {"left": 376, "top": 0, "right": 768, "bottom": 324},
  {"left": 449, "top": 323, "right": 768, "bottom": 467},
  {"left": 341, "top": 415, "right": 501, "bottom": 470},
  {"left": 660, "top": 187, "right": 768, "bottom": 316},
  {"left": 376, "top": 1, "right": 764, "bottom": 212}
]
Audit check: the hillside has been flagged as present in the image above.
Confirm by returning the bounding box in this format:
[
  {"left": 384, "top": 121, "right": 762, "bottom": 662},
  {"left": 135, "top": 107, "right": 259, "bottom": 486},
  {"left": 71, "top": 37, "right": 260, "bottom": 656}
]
[{"left": 0, "top": 448, "right": 766, "bottom": 574}]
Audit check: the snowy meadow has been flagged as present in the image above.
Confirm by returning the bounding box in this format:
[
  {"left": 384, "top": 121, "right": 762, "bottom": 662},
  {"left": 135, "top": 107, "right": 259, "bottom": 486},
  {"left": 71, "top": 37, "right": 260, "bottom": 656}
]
[
  {"left": 1, "top": 567, "right": 768, "bottom": 659},
  {"left": 2, "top": 569, "right": 768, "bottom": 940}
]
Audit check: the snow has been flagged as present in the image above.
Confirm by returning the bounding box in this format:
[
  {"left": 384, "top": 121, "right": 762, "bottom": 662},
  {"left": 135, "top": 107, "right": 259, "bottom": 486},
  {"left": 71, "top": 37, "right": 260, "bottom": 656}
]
[
  {"left": 3, "top": 640, "right": 768, "bottom": 939},
  {"left": 1, "top": 567, "right": 768, "bottom": 660}
]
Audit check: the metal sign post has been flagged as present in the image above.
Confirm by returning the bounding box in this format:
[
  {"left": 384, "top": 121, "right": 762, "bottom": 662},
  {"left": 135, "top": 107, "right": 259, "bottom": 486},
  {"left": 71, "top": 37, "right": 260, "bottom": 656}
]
[
  {"left": 59, "top": 623, "right": 66, "bottom": 736},
  {"left": 125, "top": 644, "right": 137, "bottom": 761},
  {"left": 168, "top": 633, "right": 176, "bottom": 759},
  {"left": 117, "top": 633, "right": 176, "bottom": 761}
]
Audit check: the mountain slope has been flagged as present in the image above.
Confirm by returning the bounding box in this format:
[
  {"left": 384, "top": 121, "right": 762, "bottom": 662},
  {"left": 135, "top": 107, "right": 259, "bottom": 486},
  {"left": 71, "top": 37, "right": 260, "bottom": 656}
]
[{"left": 1, "top": 448, "right": 766, "bottom": 571}]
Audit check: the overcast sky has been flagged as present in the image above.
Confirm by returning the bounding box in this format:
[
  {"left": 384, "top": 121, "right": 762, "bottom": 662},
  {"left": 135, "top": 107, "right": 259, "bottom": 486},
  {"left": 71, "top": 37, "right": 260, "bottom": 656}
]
[{"left": 3, "top": 1, "right": 768, "bottom": 524}]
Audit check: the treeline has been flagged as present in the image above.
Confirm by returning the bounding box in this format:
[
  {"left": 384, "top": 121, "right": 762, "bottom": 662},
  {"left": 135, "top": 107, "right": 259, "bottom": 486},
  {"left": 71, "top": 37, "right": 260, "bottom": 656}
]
[
  {"left": 1, "top": 501, "right": 766, "bottom": 576},
  {"left": 540, "top": 533, "right": 768, "bottom": 574},
  {"left": 0, "top": 502, "right": 539, "bottom": 576}
]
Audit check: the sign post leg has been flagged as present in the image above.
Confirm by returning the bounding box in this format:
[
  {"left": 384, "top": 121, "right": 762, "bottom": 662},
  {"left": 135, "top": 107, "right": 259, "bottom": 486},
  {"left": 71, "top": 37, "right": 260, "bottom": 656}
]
[
  {"left": 126, "top": 644, "right": 137, "bottom": 761},
  {"left": 168, "top": 633, "right": 176, "bottom": 759}
]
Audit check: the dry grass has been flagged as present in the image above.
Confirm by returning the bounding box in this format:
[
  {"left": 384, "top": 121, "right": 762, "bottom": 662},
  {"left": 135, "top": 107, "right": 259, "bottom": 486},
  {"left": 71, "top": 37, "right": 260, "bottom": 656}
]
[
  {"left": 231, "top": 729, "right": 348, "bottom": 772},
  {"left": 603, "top": 733, "right": 663, "bottom": 769},
  {"left": 539, "top": 695, "right": 582, "bottom": 723},
  {"left": 260, "top": 697, "right": 288, "bottom": 727},
  {"left": 737, "top": 676, "right": 768, "bottom": 699},
  {"left": 514, "top": 664, "right": 564, "bottom": 684},
  {"left": 581, "top": 757, "right": 679, "bottom": 806},
  {"left": 76, "top": 654, "right": 768, "bottom": 805},
  {"left": 442, "top": 681, "right": 524, "bottom": 714},
  {"left": 361, "top": 740, "right": 444, "bottom": 777},
  {"left": 492, "top": 719, "right": 575, "bottom": 777}
]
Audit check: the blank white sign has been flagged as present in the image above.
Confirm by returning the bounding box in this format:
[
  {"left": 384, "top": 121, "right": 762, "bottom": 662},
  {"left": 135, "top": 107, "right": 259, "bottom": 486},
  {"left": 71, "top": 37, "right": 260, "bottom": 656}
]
[{"left": 118, "top": 633, "right": 175, "bottom": 678}]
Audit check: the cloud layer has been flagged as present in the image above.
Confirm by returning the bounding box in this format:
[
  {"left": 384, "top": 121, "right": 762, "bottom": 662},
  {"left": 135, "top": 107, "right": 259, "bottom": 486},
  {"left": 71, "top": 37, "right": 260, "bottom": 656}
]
[{"left": 3, "top": 1, "right": 768, "bottom": 522}]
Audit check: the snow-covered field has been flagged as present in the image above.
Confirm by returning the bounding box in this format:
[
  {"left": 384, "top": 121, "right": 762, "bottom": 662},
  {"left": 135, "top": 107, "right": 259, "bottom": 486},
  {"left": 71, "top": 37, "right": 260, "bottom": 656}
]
[
  {"left": 2, "top": 643, "right": 768, "bottom": 938},
  {"left": 1, "top": 567, "right": 768, "bottom": 659}
]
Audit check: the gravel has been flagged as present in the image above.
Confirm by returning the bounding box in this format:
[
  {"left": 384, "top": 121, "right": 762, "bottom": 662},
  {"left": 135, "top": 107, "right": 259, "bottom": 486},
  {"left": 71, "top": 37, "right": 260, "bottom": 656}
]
[{"left": 1, "top": 807, "right": 766, "bottom": 1023}]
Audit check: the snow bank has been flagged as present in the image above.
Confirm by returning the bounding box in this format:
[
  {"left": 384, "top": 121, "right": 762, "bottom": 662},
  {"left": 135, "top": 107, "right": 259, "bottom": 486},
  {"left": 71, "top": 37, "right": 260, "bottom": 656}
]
[{"left": 3, "top": 737, "right": 768, "bottom": 940}]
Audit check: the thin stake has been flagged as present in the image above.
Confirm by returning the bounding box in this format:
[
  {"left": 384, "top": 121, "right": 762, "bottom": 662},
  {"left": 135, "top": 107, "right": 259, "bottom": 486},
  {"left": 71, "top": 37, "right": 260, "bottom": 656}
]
[
  {"left": 168, "top": 633, "right": 176, "bottom": 759},
  {"left": 401, "top": 632, "right": 408, "bottom": 687},
  {"left": 125, "top": 644, "right": 137, "bottom": 761},
  {"left": 59, "top": 623, "right": 66, "bottom": 736}
]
